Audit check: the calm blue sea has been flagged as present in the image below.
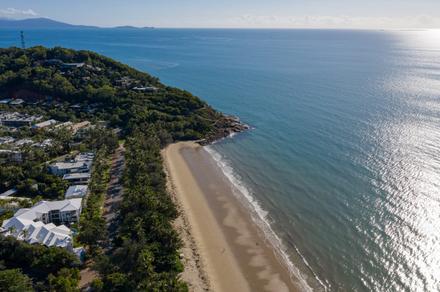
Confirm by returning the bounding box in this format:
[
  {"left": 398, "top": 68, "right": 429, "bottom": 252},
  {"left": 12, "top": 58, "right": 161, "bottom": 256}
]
[{"left": 1, "top": 28, "right": 440, "bottom": 291}]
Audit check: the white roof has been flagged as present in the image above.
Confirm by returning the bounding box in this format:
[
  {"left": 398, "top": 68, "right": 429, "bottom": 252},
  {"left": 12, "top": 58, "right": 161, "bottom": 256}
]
[
  {"left": 14, "top": 208, "right": 31, "bottom": 217},
  {"left": 1, "top": 216, "right": 32, "bottom": 234},
  {"left": 0, "top": 188, "right": 17, "bottom": 197},
  {"left": 33, "top": 119, "right": 57, "bottom": 129},
  {"left": 1, "top": 199, "right": 80, "bottom": 248},
  {"left": 63, "top": 173, "right": 91, "bottom": 180},
  {"left": 33, "top": 199, "right": 82, "bottom": 213},
  {"left": 7, "top": 199, "right": 83, "bottom": 225},
  {"left": 75, "top": 152, "right": 94, "bottom": 162},
  {"left": 52, "top": 161, "right": 88, "bottom": 170},
  {"left": 15, "top": 138, "right": 34, "bottom": 146},
  {"left": 25, "top": 222, "right": 72, "bottom": 248},
  {"left": 0, "top": 136, "right": 15, "bottom": 144},
  {"left": 65, "top": 185, "right": 88, "bottom": 199},
  {"left": 9, "top": 99, "right": 24, "bottom": 105}
]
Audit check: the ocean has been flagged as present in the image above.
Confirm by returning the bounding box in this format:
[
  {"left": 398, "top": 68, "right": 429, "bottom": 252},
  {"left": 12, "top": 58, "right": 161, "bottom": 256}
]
[{"left": 1, "top": 28, "right": 440, "bottom": 291}]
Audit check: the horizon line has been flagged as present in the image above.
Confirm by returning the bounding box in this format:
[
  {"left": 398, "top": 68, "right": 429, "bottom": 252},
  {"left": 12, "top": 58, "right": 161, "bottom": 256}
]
[{"left": 1, "top": 17, "right": 439, "bottom": 31}]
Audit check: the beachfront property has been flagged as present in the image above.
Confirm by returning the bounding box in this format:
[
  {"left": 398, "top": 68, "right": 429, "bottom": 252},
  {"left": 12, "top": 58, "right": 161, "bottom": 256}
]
[
  {"left": 32, "top": 119, "right": 58, "bottom": 130},
  {"left": 0, "top": 112, "right": 43, "bottom": 127},
  {"left": 0, "top": 198, "right": 83, "bottom": 249},
  {"left": 5, "top": 198, "right": 83, "bottom": 225},
  {"left": 49, "top": 152, "right": 94, "bottom": 176},
  {"left": 65, "top": 185, "right": 88, "bottom": 199},
  {"left": 63, "top": 173, "right": 91, "bottom": 185},
  {"left": 49, "top": 161, "right": 91, "bottom": 176},
  {"left": 0, "top": 198, "right": 82, "bottom": 248},
  {"left": 2, "top": 220, "right": 73, "bottom": 249}
]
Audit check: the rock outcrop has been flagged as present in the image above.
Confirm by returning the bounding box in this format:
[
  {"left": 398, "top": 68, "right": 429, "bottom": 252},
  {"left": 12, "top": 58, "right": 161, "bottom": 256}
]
[{"left": 199, "top": 115, "right": 250, "bottom": 145}]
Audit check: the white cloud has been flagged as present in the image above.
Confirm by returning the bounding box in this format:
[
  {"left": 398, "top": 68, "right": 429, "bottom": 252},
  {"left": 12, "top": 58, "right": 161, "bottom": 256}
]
[
  {"left": 0, "top": 8, "right": 38, "bottom": 19},
  {"left": 226, "top": 14, "right": 440, "bottom": 29}
]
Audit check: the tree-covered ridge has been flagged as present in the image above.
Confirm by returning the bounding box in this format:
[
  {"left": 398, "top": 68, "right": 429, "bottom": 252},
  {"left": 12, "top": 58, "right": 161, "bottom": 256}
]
[
  {"left": 0, "top": 46, "right": 231, "bottom": 142},
  {"left": 0, "top": 47, "right": 247, "bottom": 291}
]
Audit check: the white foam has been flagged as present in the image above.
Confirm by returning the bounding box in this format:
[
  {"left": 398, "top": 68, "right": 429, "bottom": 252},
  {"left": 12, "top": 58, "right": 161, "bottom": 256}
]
[{"left": 204, "top": 146, "right": 325, "bottom": 292}]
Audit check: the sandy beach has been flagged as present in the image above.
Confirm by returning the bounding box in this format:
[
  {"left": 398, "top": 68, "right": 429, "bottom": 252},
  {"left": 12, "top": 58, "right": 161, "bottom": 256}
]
[{"left": 163, "top": 142, "right": 302, "bottom": 292}]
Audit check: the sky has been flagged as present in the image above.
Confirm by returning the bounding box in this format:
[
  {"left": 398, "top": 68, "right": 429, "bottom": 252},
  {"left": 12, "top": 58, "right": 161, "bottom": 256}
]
[{"left": 1, "top": 0, "right": 440, "bottom": 29}]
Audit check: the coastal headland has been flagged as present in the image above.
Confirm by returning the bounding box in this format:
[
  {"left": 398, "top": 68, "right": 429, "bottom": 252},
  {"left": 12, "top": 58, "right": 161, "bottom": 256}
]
[{"left": 163, "top": 142, "right": 302, "bottom": 292}]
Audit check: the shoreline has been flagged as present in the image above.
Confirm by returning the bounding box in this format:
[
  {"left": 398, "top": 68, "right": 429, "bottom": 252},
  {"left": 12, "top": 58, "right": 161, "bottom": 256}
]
[{"left": 163, "top": 142, "right": 302, "bottom": 291}]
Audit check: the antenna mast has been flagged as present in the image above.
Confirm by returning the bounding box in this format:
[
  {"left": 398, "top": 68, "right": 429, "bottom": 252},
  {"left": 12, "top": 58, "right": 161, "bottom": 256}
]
[{"left": 20, "top": 31, "right": 26, "bottom": 49}]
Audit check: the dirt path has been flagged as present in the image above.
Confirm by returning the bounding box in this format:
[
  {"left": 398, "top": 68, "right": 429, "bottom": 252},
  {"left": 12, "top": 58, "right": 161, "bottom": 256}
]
[
  {"left": 103, "top": 143, "right": 125, "bottom": 247},
  {"left": 79, "top": 143, "right": 125, "bottom": 290}
]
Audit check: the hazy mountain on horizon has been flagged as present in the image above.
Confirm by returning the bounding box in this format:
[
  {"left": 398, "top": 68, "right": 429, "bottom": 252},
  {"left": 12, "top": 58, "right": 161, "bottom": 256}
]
[{"left": 0, "top": 18, "right": 153, "bottom": 29}]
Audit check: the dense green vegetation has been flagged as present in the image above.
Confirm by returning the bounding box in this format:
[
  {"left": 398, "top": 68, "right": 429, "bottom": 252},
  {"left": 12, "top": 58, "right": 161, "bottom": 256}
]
[
  {"left": 0, "top": 125, "right": 117, "bottom": 199},
  {"left": 0, "top": 268, "right": 34, "bottom": 292},
  {"left": 0, "top": 46, "right": 224, "bottom": 140},
  {"left": 0, "top": 237, "right": 80, "bottom": 291},
  {"left": 0, "top": 46, "right": 236, "bottom": 291},
  {"left": 77, "top": 146, "right": 113, "bottom": 253},
  {"left": 94, "top": 129, "right": 186, "bottom": 291}
]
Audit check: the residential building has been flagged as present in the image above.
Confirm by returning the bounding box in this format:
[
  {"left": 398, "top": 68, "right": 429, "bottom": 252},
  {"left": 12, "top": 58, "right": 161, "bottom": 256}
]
[
  {"left": 17, "top": 199, "right": 82, "bottom": 225},
  {"left": 63, "top": 173, "right": 91, "bottom": 185},
  {"left": 34, "top": 139, "right": 53, "bottom": 148},
  {"left": 1, "top": 219, "right": 72, "bottom": 249},
  {"left": 70, "top": 121, "right": 91, "bottom": 134},
  {"left": 61, "top": 62, "right": 85, "bottom": 69},
  {"left": 0, "top": 112, "right": 42, "bottom": 127},
  {"left": 55, "top": 121, "right": 73, "bottom": 129},
  {"left": 75, "top": 152, "right": 95, "bottom": 162},
  {"left": 14, "top": 138, "right": 34, "bottom": 147},
  {"left": 0, "top": 198, "right": 83, "bottom": 249},
  {"left": 43, "top": 59, "right": 63, "bottom": 66},
  {"left": 132, "top": 86, "right": 158, "bottom": 92},
  {"left": 65, "top": 185, "right": 88, "bottom": 199},
  {"left": 49, "top": 161, "right": 91, "bottom": 176},
  {"left": 33, "top": 119, "right": 57, "bottom": 129}
]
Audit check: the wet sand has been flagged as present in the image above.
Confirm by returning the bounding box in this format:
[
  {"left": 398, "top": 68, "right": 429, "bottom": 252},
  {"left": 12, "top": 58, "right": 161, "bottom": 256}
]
[{"left": 163, "top": 142, "right": 302, "bottom": 291}]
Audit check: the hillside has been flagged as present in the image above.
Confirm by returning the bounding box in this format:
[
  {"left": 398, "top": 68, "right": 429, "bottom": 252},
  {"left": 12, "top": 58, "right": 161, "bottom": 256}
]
[
  {"left": 0, "top": 18, "right": 98, "bottom": 29},
  {"left": 0, "top": 46, "right": 245, "bottom": 143},
  {"left": 0, "top": 46, "right": 246, "bottom": 290},
  {"left": 0, "top": 18, "right": 153, "bottom": 30}
]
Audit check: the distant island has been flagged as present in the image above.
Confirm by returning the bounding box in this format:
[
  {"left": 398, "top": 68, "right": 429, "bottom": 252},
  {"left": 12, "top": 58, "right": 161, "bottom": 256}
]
[{"left": 0, "top": 18, "right": 155, "bottom": 30}]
